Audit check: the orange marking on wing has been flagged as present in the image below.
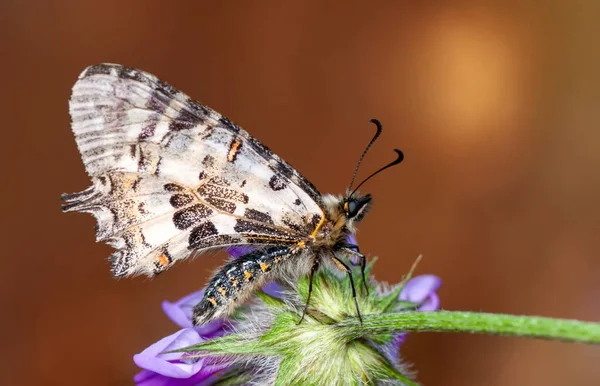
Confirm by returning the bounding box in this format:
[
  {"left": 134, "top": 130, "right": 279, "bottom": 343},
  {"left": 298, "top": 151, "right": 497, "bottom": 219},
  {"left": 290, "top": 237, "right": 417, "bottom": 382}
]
[
  {"left": 227, "top": 138, "right": 242, "bottom": 162},
  {"left": 260, "top": 262, "right": 269, "bottom": 272},
  {"left": 158, "top": 254, "right": 169, "bottom": 267},
  {"left": 244, "top": 270, "right": 253, "bottom": 280},
  {"left": 207, "top": 297, "right": 217, "bottom": 306},
  {"left": 217, "top": 287, "right": 227, "bottom": 296}
]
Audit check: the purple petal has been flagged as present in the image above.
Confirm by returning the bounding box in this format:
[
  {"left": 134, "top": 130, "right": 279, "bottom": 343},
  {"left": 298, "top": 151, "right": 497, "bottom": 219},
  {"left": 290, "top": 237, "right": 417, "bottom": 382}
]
[
  {"left": 134, "top": 366, "right": 225, "bottom": 386},
  {"left": 134, "top": 369, "right": 176, "bottom": 386},
  {"left": 162, "top": 290, "right": 205, "bottom": 328},
  {"left": 162, "top": 291, "right": 226, "bottom": 336},
  {"left": 399, "top": 274, "right": 442, "bottom": 311},
  {"left": 418, "top": 292, "right": 440, "bottom": 312},
  {"left": 393, "top": 333, "right": 407, "bottom": 347},
  {"left": 387, "top": 333, "right": 408, "bottom": 361},
  {"left": 346, "top": 234, "right": 358, "bottom": 246},
  {"left": 261, "top": 281, "right": 284, "bottom": 298},
  {"left": 133, "top": 329, "right": 209, "bottom": 378},
  {"left": 193, "top": 319, "right": 227, "bottom": 339},
  {"left": 227, "top": 246, "right": 254, "bottom": 258},
  {"left": 344, "top": 234, "right": 363, "bottom": 265}
]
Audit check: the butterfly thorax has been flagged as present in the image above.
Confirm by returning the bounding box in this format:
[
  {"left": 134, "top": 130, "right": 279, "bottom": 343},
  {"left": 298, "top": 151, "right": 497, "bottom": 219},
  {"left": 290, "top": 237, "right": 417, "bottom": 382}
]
[{"left": 311, "top": 193, "right": 372, "bottom": 249}]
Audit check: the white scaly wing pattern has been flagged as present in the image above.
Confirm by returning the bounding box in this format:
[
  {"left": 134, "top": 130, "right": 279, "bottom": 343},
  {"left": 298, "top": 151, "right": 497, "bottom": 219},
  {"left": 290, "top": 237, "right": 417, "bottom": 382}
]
[{"left": 62, "top": 64, "right": 324, "bottom": 277}]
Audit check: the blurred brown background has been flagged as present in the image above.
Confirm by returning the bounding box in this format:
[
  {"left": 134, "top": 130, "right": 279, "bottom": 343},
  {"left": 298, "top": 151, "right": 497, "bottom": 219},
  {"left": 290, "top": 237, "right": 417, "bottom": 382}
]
[{"left": 1, "top": 1, "right": 599, "bottom": 385}]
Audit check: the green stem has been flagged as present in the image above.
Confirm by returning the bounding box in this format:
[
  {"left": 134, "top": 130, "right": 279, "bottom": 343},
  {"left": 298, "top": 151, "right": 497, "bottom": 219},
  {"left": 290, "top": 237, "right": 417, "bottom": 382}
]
[{"left": 339, "top": 311, "right": 600, "bottom": 344}]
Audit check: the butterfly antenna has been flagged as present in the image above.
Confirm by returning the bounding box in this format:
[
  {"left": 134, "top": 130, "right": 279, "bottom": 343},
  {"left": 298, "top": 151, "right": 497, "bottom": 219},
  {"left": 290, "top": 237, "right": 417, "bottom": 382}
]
[
  {"left": 350, "top": 149, "right": 404, "bottom": 197},
  {"left": 348, "top": 119, "right": 384, "bottom": 191}
]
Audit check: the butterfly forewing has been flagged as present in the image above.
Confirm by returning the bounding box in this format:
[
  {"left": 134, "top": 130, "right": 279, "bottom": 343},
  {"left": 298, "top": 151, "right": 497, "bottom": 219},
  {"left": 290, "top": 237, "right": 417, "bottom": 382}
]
[{"left": 63, "top": 64, "right": 324, "bottom": 277}]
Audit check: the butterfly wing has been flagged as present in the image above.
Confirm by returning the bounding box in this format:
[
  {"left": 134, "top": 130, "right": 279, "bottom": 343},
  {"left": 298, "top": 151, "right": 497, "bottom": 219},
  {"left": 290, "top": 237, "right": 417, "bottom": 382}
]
[{"left": 62, "top": 64, "right": 324, "bottom": 277}]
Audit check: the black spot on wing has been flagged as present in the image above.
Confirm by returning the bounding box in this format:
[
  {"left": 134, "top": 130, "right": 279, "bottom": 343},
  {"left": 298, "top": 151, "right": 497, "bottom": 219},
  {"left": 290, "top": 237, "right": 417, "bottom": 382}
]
[
  {"left": 168, "top": 120, "right": 188, "bottom": 132},
  {"left": 129, "top": 144, "right": 137, "bottom": 158},
  {"left": 164, "top": 183, "right": 185, "bottom": 192},
  {"left": 118, "top": 66, "right": 150, "bottom": 85},
  {"left": 169, "top": 193, "right": 194, "bottom": 208},
  {"left": 244, "top": 208, "right": 274, "bottom": 225},
  {"left": 146, "top": 85, "right": 172, "bottom": 114},
  {"left": 202, "top": 154, "right": 215, "bottom": 168},
  {"left": 197, "top": 183, "right": 248, "bottom": 204},
  {"left": 239, "top": 133, "right": 324, "bottom": 207},
  {"left": 139, "top": 123, "right": 157, "bottom": 140},
  {"left": 137, "top": 202, "right": 149, "bottom": 215},
  {"left": 188, "top": 222, "right": 220, "bottom": 249},
  {"left": 282, "top": 216, "right": 306, "bottom": 234},
  {"left": 208, "top": 176, "right": 231, "bottom": 187},
  {"left": 205, "top": 196, "right": 236, "bottom": 214},
  {"left": 269, "top": 174, "right": 288, "bottom": 191},
  {"left": 169, "top": 108, "right": 203, "bottom": 132},
  {"left": 173, "top": 204, "right": 214, "bottom": 230}
]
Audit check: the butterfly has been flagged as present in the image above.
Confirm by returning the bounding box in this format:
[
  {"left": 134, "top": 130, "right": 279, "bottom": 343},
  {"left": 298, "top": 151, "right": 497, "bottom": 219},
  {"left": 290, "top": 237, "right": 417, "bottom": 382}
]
[{"left": 62, "top": 64, "right": 403, "bottom": 325}]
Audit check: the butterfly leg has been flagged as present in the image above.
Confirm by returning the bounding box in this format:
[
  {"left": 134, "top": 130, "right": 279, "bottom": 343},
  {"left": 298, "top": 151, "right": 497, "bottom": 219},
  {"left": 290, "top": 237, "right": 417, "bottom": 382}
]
[
  {"left": 359, "top": 251, "right": 368, "bottom": 296},
  {"left": 339, "top": 243, "right": 369, "bottom": 296},
  {"left": 298, "top": 257, "right": 320, "bottom": 324},
  {"left": 331, "top": 255, "right": 363, "bottom": 324}
]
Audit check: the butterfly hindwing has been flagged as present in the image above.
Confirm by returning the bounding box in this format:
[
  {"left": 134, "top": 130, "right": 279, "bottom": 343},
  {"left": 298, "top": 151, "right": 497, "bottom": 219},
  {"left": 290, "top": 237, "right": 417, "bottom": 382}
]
[{"left": 63, "top": 64, "right": 324, "bottom": 277}]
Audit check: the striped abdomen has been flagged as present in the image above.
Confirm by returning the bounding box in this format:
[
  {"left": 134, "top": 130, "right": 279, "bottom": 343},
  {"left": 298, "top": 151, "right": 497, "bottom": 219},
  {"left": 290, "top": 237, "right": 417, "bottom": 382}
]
[{"left": 193, "top": 246, "right": 293, "bottom": 325}]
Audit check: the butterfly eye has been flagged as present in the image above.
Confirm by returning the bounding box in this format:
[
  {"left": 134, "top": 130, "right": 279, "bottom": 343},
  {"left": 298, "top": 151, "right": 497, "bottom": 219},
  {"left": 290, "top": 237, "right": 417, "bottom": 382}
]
[
  {"left": 344, "top": 195, "right": 372, "bottom": 221},
  {"left": 346, "top": 200, "right": 358, "bottom": 218}
]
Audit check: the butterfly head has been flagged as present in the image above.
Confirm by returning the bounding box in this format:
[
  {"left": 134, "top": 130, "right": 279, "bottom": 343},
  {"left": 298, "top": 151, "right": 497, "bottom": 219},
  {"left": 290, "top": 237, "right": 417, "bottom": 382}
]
[
  {"left": 343, "top": 193, "right": 372, "bottom": 223},
  {"left": 333, "top": 119, "right": 403, "bottom": 233}
]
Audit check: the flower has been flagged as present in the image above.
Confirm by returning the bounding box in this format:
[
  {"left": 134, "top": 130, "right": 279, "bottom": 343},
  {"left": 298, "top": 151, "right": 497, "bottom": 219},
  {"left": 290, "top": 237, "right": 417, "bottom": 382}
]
[
  {"left": 134, "top": 244, "right": 442, "bottom": 385},
  {"left": 389, "top": 274, "right": 443, "bottom": 358},
  {"left": 162, "top": 290, "right": 223, "bottom": 330},
  {"left": 134, "top": 246, "right": 282, "bottom": 385},
  {"left": 133, "top": 329, "right": 229, "bottom": 386},
  {"left": 399, "top": 274, "right": 442, "bottom": 312}
]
